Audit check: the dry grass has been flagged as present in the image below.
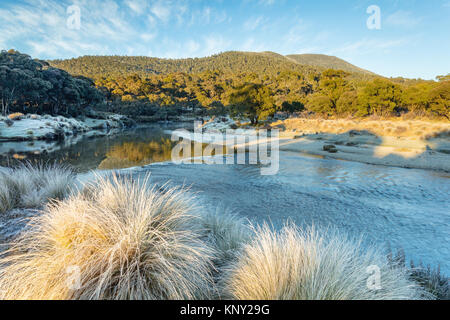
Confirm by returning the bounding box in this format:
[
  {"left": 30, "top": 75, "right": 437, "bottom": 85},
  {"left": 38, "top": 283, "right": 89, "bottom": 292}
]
[
  {"left": 0, "top": 164, "right": 75, "bottom": 213},
  {"left": 199, "top": 209, "right": 251, "bottom": 267},
  {"left": 0, "top": 174, "right": 216, "bottom": 300},
  {"left": 7, "top": 112, "right": 24, "bottom": 120},
  {"left": 273, "top": 118, "right": 450, "bottom": 140},
  {"left": 222, "top": 224, "right": 430, "bottom": 300}
]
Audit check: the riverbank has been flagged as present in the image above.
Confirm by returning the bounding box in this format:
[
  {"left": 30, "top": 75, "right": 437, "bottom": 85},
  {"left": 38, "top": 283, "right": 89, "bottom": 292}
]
[
  {"left": 0, "top": 112, "right": 135, "bottom": 154},
  {"left": 277, "top": 133, "right": 450, "bottom": 172},
  {"left": 273, "top": 118, "right": 450, "bottom": 172},
  {"left": 181, "top": 117, "right": 450, "bottom": 172}
]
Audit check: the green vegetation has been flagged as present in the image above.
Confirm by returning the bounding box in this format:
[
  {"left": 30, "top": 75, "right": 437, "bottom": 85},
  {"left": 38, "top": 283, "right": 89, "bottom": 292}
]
[
  {"left": 50, "top": 51, "right": 321, "bottom": 78},
  {"left": 286, "top": 53, "right": 375, "bottom": 75},
  {"left": 228, "top": 83, "right": 275, "bottom": 124},
  {"left": 50, "top": 51, "right": 449, "bottom": 120},
  {"left": 0, "top": 50, "right": 104, "bottom": 117},
  {"left": 2, "top": 49, "right": 448, "bottom": 120}
]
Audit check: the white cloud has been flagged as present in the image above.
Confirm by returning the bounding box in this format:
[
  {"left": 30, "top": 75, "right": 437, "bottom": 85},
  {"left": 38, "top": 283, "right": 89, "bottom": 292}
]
[
  {"left": 385, "top": 11, "right": 422, "bottom": 28},
  {"left": 240, "top": 38, "right": 267, "bottom": 52},
  {"left": 259, "top": 0, "right": 275, "bottom": 5},
  {"left": 244, "top": 16, "right": 265, "bottom": 31},
  {"left": 150, "top": 1, "right": 171, "bottom": 22},
  {"left": 140, "top": 33, "right": 156, "bottom": 42},
  {"left": 329, "top": 38, "right": 411, "bottom": 56},
  {"left": 125, "top": 0, "right": 147, "bottom": 14}
]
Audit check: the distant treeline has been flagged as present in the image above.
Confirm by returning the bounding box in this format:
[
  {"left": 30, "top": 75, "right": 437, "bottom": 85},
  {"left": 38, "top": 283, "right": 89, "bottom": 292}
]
[
  {"left": 93, "top": 69, "right": 449, "bottom": 122},
  {"left": 51, "top": 52, "right": 450, "bottom": 121},
  {"left": 1, "top": 50, "right": 449, "bottom": 122}
]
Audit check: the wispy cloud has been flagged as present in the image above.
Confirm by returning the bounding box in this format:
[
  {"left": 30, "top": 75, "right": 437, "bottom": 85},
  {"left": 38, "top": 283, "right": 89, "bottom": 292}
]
[
  {"left": 124, "top": 0, "right": 147, "bottom": 15},
  {"left": 329, "top": 38, "right": 412, "bottom": 56},
  {"left": 0, "top": 0, "right": 447, "bottom": 79},
  {"left": 244, "top": 16, "right": 265, "bottom": 31},
  {"left": 385, "top": 11, "right": 422, "bottom": 28},
  {"left": 0, "top": 0, "right": 213, "bottom": 58},
  {"left": 150, "top": 1, "right": 171, "bottom": 23}
]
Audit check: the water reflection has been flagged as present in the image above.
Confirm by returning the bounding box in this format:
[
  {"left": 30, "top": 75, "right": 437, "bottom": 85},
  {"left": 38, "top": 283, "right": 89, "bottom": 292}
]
[
  {"left": 99, "top": 138, "right": 175, "bottom": 170},
  {"left": 0, "top": 126, "right": 180, "bottom": 172}
]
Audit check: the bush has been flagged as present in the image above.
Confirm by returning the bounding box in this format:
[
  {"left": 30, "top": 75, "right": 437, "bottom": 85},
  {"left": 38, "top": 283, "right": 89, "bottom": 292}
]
[
  {"left": 0, "top": 174, "right": 216, "bottom": 300},
  {"left": 221, "top": 224, "right": 429, "bottom": 300}
]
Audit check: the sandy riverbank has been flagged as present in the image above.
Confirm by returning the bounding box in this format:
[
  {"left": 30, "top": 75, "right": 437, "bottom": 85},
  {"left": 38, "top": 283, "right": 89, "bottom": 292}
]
[
  {"left": 273, "top": 118, "right": 450, "bottom": 172},
  {"left": 196, "top": 117, "right": 450, "bottom": 172}
]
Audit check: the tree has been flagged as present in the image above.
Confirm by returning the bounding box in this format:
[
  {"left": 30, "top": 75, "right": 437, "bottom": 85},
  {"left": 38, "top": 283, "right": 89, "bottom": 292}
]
[
  {"left": 0, "top": 50, "right": 104, "bottom": 116},
  {"left": 0, "top": 66, "right": 16, "bottom": 115},
  {"left": 336, "top": 90, "right": 361, "bottom": 116},
  {"left": 428, "top": 81, "right": 450, "bottom": 119},
  {"left": 281, "top": 101, "right": 305, "bottom": 114},
  {"left": 318, "top": 69, "right": 350, "bottom": 110},
  {"left": 402, "top": 82, "right": 434, "bottom": 115},
  {"left": 358, "top": 79, "right": 403, "bottom": 116},
  {"left": 228, "top": 83, "right": 275, "bottom": 124},
  {"left": 307, "top": 93, "right": 333, "bottom": 115},
  {"left": 436, "top": 74, "right": 450, "bottom": 82}
]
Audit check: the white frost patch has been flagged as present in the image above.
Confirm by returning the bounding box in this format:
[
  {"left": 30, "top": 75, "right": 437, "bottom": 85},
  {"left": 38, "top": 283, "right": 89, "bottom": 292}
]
[{"left": 0, "top": 114, "right": 128, "bottom": 154}]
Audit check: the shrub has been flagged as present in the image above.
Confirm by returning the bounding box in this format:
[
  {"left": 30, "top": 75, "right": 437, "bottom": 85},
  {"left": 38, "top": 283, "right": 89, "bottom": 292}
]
[
  {"left": 222, "top": 224, "right": 429, "bottom": 300},
  {"left": 0, "top": 174, "right": 216, "bottom": 300},
  {"left": 0, "top": 163, "right": 75, "bottom": 213}
]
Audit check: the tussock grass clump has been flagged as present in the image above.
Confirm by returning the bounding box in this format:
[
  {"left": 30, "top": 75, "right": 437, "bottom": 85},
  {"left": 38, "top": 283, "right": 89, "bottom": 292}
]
[
  {"left": 387, "top": 249, "right": 449, "bottom": 300},
  {"left": 0, "top": 164, "right": 75, "bottom": 213},
  {"left": 0, "top": 174, "right": 216, "bottom": 300},
  {"left": 222, "top": 224, "right": 429, "bottom": 300},
  {"left": 199, "top": 210, "right": 251, "bottom": 267}
]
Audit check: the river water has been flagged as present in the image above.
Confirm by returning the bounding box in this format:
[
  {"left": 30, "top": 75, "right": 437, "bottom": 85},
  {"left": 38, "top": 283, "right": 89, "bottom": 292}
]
[{"left": 1, "top": 125, "right": 449, "bottom": 273}]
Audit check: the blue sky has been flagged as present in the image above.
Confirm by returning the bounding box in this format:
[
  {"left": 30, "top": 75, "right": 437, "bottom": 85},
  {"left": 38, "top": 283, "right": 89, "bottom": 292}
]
[{"left": 0, "top": 0, "right": 449, "bottom": 79}]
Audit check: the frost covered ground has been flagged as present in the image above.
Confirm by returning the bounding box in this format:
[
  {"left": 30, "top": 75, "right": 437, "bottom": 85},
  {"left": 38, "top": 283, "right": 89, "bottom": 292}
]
[{"left": 0, "top": 113, "right": 133, "bottom": 154}]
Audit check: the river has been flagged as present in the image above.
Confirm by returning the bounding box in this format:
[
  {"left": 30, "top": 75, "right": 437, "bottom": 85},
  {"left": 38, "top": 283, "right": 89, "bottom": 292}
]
[{"left": 1, "top": 125, "right": 449, "bottom": 273}]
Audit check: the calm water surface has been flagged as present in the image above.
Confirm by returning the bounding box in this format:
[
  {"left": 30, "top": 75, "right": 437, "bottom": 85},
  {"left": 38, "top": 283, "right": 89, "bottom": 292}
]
[{"left": 1, "top": 125, "right": 449, "bottom": 273}]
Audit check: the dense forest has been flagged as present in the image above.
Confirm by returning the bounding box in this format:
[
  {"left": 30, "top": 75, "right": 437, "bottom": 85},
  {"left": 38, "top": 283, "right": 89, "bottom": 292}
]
[
  {"left": 50, "top": 51, "right": 450, "bottom": 121},
  {"left": 0, "top": 50, "right": 104, "bottom": 117},
  {"left": 1, "top": 50, "right": 449, "bottom": 122}
]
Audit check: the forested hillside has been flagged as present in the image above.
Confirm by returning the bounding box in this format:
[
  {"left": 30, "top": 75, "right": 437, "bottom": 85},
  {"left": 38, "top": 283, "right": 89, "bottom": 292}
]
[
  {"left": 1, "top": 50, "right": 448, "bottom": 122},
  {"left": 286, "top": 54, "right": 375, "bottom": 75},
  {"left": 0, "top": 50, "right": 104, "bottom": 117},
  {"left": 50, "top": 51, "right": 323, "bottom": 79}
]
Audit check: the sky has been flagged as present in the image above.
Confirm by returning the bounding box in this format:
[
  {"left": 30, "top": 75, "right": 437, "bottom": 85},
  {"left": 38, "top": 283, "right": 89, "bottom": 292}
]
[{"left": 0, "top": 0, "right": 449, "bottom": 80}]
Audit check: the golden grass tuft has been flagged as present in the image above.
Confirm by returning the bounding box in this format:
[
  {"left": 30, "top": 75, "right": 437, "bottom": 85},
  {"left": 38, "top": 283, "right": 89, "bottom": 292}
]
[
  {"left": 0, "top": 174, "right": 216, "bottom": 300},
  {"left": 7, "top": 112, "right": 24, "bottom": 120},
  {"left": 0, "top": 164, "right": 75, "bottom": 213},
  {"left": 222, "top": 224, "right": 430, "bottom": 300}
]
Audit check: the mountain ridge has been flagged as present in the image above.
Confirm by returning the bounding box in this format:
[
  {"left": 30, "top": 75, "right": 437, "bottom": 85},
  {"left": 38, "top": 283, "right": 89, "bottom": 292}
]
[{"left": 49, "top": 51, "right": 377, "bottom": 79}]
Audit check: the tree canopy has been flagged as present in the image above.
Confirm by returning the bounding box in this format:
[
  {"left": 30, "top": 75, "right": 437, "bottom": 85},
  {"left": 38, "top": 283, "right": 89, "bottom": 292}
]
[
  {"left": 0, "top": 50, "right": 104, "bottom": 116},
  {"left": 1, "top": 50, "right": 448, "bottom": 121}
]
